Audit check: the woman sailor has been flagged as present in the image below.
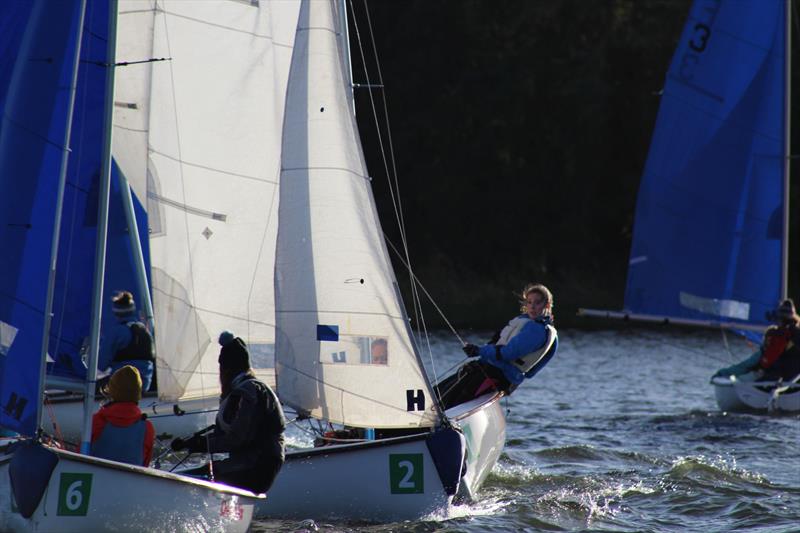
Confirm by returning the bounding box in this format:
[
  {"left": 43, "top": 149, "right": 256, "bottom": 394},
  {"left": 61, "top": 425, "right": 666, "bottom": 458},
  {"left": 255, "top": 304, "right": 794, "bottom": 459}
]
[{"left": 436, "top": 283, "right": 559, "bottom": 408}]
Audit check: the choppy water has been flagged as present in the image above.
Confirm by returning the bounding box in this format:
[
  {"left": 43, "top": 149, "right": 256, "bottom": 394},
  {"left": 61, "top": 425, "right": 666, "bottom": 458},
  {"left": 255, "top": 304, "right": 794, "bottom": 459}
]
[{"left": 253, "top": 329, "right": 800, "bottom": 532}]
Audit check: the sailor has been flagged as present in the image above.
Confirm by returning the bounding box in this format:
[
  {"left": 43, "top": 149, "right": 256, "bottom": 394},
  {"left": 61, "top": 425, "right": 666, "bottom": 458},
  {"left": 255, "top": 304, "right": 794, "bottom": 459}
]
[
  {"left": 99, "top": 290, "right": 155, "bottom": 391},
  {"left": 435, "top": 283, "right": 559, "bottom": 408},
  {"left": 90, "top": 365, "right": 155, "bottom": 466},
  {"left": 171, "top": 331, "right": 286, "bottom": 493},
  {"left": 713, "top": 299, "right": 800, "bottom": 381}
]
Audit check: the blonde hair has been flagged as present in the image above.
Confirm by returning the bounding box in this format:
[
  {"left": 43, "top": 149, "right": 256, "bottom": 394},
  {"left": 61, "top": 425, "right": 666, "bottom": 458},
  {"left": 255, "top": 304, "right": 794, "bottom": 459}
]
[{"left": 519, "top": 283, "right": 554, "bottom": 317}]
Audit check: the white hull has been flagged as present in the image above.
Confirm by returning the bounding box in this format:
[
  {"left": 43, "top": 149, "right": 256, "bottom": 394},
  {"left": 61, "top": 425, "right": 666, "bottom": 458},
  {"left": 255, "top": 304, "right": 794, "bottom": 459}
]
[
  {"left": 255, "top": 393, "right": 504, "bottom": 521},
  {"left": 711, "top": 376, "right": 800, "bottom": 413},
  {"left": 447, "top": 392, "right": 506, "bottom": 500},
  {"left": 44, "top": 392, "right": 217, "bottom": 443},
  {"left": 258, "top": 430, "right": 460, "bottom": 521},
  {"left": 0, "top": 441, "right": 259, "bottom": 532}
]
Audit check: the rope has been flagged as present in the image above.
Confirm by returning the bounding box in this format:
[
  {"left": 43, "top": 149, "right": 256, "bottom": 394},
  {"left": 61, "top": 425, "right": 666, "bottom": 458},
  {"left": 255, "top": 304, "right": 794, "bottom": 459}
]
[
  {"left": 157, "top": 0, "right": 215, "bottom": 483},
  {"left": 382, "top": 237, "right": 465, "bottom": 346},
  {"left": 629, "top": 328, "right": 748, "bottom": 365},
  {"left": 348, "top": 0, "right": 467, "bottom": 408}
]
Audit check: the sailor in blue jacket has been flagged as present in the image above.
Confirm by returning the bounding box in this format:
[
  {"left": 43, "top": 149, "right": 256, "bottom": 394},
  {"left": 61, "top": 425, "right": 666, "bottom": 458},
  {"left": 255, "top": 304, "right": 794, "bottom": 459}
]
[
  {"left": 99, "top": 291, "right": 155, "bottom": 391},
  {"left": 436, "top": 283, "right": 558, "bottom": 408}
]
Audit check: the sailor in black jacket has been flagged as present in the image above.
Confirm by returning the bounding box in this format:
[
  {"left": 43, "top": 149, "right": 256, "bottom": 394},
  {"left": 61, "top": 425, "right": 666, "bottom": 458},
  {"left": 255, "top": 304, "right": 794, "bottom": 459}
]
[{"left": 172, "top": 331, "right": 286, "bottom": 493}]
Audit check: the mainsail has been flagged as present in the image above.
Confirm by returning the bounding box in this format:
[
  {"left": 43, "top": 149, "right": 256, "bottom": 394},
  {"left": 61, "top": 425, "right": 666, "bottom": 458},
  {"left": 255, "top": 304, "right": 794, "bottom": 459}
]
[
  {"left": 0, "top": 0, "right": 87, "bottom": 435},
  {"left": 275, "top": 0, "right": 438, "bottom": 428},
  {"left": 624, "top": 0, "right": 787, "bottom": 328},
  {"left": 113, "top": 0, "right": 301, "bottom": 400}
]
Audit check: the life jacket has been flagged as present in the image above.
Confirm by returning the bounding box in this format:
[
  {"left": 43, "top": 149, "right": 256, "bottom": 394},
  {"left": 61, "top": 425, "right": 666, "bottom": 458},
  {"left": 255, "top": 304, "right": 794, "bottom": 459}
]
[
  {"left": 113, "top": 321, "right": 154, "bottom": 362},
  {"left": 90, "top": 417, "right": 147, "bottom": 465},
  {"left": 216, "top": 374, "right": 286, "bottom": 453},
  {"left": 496, "top": 316, "right": 557, "bottom": 374},
  {"left": 759, "top": 327, "right": 795, "bottom": 368}
]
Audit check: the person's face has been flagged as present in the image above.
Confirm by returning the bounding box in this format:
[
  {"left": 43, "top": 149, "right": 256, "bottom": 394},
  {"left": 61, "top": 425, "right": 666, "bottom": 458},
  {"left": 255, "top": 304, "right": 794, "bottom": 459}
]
[{"left": 524, "top": 291, "right": 548, "bottom": 319}]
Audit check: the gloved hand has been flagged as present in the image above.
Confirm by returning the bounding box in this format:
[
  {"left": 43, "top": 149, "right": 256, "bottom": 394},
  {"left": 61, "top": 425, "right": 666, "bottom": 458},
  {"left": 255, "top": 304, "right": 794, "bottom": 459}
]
[
  {"left": 171, "top": 434, "right": 206, "bottom": 453},
  {"left": 462, "top": 343, "right": 480, "bottom": 357},
  {"left": 170, "top": 436, "right": 188, "bottom": 452}
]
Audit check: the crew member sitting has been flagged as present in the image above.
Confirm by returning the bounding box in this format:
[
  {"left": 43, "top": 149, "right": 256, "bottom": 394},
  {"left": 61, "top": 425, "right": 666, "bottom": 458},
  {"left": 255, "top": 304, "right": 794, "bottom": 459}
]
[
  {"left": 99, "top": 290, "right": 155, "bottom": 391},
  {"left": 171, "top": 331, "right": 286, "bottom": 493},
  {"left": 91, "top": 365, "right": 155, "bottom": 466},
  {"left": 713, "top": 298, "right": 800, "bottom": 382},
  {"left": 435, "top": 283, "right": 559, "bottom": 409}
]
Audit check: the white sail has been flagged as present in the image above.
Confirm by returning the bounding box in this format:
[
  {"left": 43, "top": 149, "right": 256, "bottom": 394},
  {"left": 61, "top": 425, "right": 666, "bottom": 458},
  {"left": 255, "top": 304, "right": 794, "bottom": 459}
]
[
  {"left": 113, "top": 0, "right": 301, "bottom": 400},
  {"left": 275, "top": 0, "right": 438, "bottom": 428}
]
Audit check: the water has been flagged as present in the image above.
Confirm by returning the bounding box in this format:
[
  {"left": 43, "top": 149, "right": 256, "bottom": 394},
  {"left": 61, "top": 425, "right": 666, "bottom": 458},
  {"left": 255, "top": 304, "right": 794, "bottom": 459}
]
[{"left": 253, "top": 329, "right": 800, "bottom": 532}]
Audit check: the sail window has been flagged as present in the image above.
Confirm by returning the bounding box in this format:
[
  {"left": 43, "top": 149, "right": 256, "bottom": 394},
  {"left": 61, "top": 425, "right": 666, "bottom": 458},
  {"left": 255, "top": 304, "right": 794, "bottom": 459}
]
[
  {"left": 248, "top": 343, "right": 275, "bottom": 368},
  {"left": 0, "top": 321, "right": 18, "bottom": 356},
  {"left": 679, "top": 292, "right": 750, "bottom": 320},
  {"left": 320, "top": 335, "right": 389, "bottom": 366}
]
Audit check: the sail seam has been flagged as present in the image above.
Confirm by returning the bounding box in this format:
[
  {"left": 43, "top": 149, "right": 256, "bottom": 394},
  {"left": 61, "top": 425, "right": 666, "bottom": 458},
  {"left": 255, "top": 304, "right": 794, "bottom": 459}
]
[
  {"left": 158, "top": 8, "right": 286, "bottom": 45},
  {"left": 282, "top": 166, "right": 369, "bottom": 181},
  {"left": 151, "top": 287, "right": 275, "bottom": 327},
  {"left": 276, "top": 309, "right": 404, "bottom": 320},
  {"left": 279, "top": 363, "right": 433, "bottom": 422},
  {"left": 150, "top": 149, "right": 278, "bottom": 184}
]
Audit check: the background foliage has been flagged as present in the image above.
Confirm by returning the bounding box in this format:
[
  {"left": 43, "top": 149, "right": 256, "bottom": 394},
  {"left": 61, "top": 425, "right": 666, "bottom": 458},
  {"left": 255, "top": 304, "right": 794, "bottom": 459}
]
[{"left": 349, "top": 0, "right": 799, "bottom": 330}]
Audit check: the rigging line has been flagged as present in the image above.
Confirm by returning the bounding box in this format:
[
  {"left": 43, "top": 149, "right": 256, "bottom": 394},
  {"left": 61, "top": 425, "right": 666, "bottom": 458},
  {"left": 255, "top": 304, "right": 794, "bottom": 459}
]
[
  {"left": 629, "top": 329, "right": 739, "bottom": 364},
  {"left": 384, "top": 234, "right": 465, "bottom": 346},
  {"left": 158, "top": 2, "right": 214, "bottom": 481},
  {"left": 720, "top": 328, "right": 735, "bottom": 361},
  {"left": 51, "top": 2, "right": 99, "bottom": 376},
  {"left": 349, "top": 0, "right": 432, "bottom": 385},
  {"left": 279, "top": 361, "right": 433, "bottom": 421},
  {"left": 244, "top": 167, "right": 280, "bottom": 344},
  {"left": 356, "top": 0, "right": 426, "bottom": 341},
  {"left": 347, "top": 2, "right": 420, "bottom": 315}
]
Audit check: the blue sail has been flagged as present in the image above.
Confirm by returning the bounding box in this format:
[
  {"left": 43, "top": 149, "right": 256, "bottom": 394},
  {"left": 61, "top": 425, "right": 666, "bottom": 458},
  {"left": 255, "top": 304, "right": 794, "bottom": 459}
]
[
  {"left": 47, "top": 0, "right": 148, "bottom": 383},
  {"left": 624, "top": 0, "right": 786, "bottom": 328},
  {"left": 0, "top": 0, "right": 87, "bottom": 435}
]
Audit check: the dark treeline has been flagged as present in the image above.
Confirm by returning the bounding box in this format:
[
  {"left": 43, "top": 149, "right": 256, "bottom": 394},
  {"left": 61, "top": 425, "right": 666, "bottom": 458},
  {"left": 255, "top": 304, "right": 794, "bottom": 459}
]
[{"left": 349, "top": 0, "right": 800, "bottom": 330}]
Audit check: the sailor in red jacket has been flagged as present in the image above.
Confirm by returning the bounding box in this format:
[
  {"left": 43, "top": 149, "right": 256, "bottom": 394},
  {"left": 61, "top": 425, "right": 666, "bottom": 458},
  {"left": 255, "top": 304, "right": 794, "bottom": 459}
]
[
  {"left": 91, "top": 365, "right": 155, "bottom": 466},
  {"left": 713, "top": 299, "right": 800, "bottom": 381}
]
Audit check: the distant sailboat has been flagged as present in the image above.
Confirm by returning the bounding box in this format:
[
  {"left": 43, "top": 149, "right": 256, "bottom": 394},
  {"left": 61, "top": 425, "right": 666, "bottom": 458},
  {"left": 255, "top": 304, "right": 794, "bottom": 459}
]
[
  {"left": 579, "top": 0, "right": 798, "bottom": 413},
  {"left": 0, "top": 0, "right": 260, "bottom": 529}
]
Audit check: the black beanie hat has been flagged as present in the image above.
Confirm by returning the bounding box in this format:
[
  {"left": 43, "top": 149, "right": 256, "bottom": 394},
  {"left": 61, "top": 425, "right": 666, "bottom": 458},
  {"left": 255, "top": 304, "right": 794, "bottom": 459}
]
[{"left": 218, "top": 331, "right": 250, "bottom": 373}]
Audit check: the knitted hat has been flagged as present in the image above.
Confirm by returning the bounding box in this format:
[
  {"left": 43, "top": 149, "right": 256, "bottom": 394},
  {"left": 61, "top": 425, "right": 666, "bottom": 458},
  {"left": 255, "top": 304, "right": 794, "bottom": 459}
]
[
  {"left": 104, "top": 365, "right": 142, "bottom": 403},
  {"left": 111, "top": 291, "right": 136, "bottom": 316},
  {"left": 218, "top": 331, "right": 250, "bottom": 373}
]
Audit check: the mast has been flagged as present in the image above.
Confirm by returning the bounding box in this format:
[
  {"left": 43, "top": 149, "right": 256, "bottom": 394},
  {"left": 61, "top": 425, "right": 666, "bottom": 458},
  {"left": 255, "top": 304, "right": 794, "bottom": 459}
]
[
  {"left": 118, "top": 174, "right": 155, "bottom": 334},
  {"left": 781, "top": 0, "right": 791, "bottom": 300},
  {"left": 36, "top": 0, "right": 88, "bottom": 434},
  {"left": 337, "top": 0, "right": 355, "bottom": 111},
  {"left": 80, "top": 0, "right": 119, "bottom": 454}
]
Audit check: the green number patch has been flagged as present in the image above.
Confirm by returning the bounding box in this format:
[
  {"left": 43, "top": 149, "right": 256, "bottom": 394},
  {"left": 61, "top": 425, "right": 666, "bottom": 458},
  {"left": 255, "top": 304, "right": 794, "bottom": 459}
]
[
  {"left": 389, "top": 453, "right": 423, "bottom": 494},
  {"left": 57, "top": 473, "right": 93, "bottom": 516}
]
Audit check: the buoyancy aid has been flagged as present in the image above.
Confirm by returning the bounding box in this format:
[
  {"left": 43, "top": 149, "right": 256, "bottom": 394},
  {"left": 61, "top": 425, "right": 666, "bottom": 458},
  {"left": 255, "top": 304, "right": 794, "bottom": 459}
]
[
  {"left": 759, "top": 327, "right": 795, "bottom": 368},
  {"left": 496, "top": 316, "right": 557, "bottom": 374},
  {"left": 91, "top": 418, "right": 147, "bottom": 465},
  {"left": 113, "top": 321, "right": 154, "bottom": 362},
  {"left": 216, "top": 373, "right": 286, "bottom": 462}
]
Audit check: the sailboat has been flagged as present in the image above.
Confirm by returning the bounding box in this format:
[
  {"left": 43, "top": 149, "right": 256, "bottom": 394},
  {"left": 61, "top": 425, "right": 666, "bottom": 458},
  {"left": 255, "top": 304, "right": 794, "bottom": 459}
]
[
  {"left": 22, "top": 0, "right": 505, "bottom": 519},
  {"left": 43, "top": 0, "right": 303, "bottom": 442},
  {"left": 248, "top": 0, "right": 505, "bottom": 520},
  {"left": 579, "top": 0, "right": 799, "bottom": 413},
  {"left": 0, "top": 0, "right": 260, "bottom": 530}
]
